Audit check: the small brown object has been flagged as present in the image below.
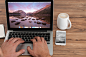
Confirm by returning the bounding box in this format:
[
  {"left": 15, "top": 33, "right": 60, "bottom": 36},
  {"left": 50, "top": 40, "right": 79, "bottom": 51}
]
[
  {"left": 15, "top": 22, "right": 20, "bottom": 25},
  {"left": 37, "top": 22, "right": 41, "bottom": 24},
  {"left": 29, "top": 18, "right": 31, "bottom": 19},
  {"left": 28, "top": 18, "right": 31, "bottom": 20},
  {"left": 42, "top": 22, "right": 46, "bottom": 25},
  {"left": 25, "top": 19, "right": 27, "bottom": 20},
  {"left": 34, "top": 21, "right": 36, "bottom": 23},
  {"left": 36, "top": 19, "right": 39, "bottom": 20},
  {"left": 32, "top": 19, "right": 35, "bottom": 20},
  {"left": 29, "top": 21, "right": 32, "bottom": 23},
  {"left": 16, "top": 19, "right": 18, "bottom": 20},
  {"left": 26, "top": 17, "right": 28, "bottom": 18},
  {"left": 11, "top": 21, "right": 16, "bottom": 23},
  {"left": 21, "top": 19, "right": 25, "bottom": 21},
  {"left": 21, "top": 17, "right": 24, "bottom": 18}
]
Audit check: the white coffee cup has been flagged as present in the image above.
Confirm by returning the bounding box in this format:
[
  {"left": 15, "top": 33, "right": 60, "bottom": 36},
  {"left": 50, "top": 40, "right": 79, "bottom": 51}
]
[{"left": 57, "top": 13, "right": 71, "bottom": 30}]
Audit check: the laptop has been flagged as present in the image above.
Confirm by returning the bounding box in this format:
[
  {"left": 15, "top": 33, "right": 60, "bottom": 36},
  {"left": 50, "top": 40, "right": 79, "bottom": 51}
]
[{"left": 5, "top": 0, "right": 53, "bottom": 55}]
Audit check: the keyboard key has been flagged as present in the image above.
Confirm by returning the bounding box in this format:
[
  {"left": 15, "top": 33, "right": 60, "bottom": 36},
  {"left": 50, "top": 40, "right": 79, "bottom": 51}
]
[{"left": 8, "top": 32, "right": 50, "bottom": 43}]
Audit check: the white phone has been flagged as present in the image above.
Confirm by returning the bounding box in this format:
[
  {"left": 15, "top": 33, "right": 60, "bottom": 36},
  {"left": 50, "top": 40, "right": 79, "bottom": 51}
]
[{"left": 55, "top": 30, "right": 66, "bottom": 46}]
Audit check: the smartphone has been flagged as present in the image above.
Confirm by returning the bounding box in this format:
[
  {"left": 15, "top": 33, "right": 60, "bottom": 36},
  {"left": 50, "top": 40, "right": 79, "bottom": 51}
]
[{"left": 55, "top": 30, "right": 66, "bottom": 45}]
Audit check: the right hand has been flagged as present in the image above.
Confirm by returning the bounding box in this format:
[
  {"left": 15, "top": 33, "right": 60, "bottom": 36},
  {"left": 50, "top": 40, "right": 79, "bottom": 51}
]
[{"left": 27, "top": 36, "right": 51, "bottom": 57}]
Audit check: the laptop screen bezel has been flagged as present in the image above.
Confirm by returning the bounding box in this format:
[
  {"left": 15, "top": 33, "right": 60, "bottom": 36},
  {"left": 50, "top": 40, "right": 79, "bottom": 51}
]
[{"left": 6, "top": 0, "right": 53, "bottom": 31}]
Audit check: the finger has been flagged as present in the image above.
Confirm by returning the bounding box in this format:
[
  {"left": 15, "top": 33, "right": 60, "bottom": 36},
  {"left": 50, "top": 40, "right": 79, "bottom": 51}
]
[
  {"left": 34, "top": 36, "right": 41, "bottom": 42},
  {"left": 8, "top": 38, "right": 14, "bottom": 42},
  {"left": 41, "top": 37, "right": 45, "bottom": 43},
  {"left": 27, "top": 46, "right": 34, "bottom": 55},
  {"left": 44, "top": 40, "right": 47, "bottom": 44},
  {"left": 14, "top": 39, "right": 24, "bottom": 48},
  {"left": 16, "top": 49, "right": 25, "bottom": 56},
  {"left": 31, "top": 39, "right": 36, "bottom": 43},
  {"left": 11, "top": 38, "right": 21, "bottom": 43}
]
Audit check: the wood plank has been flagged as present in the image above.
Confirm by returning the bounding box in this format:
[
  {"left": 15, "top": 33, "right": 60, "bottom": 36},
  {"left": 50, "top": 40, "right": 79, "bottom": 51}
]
[
  {"left": 53, "top": 33, "right": 86, "bottom": 56},
  {"left": 52, "top": 55, "right": 86, "bottom": 57},
  {"left": 53, "top": 33, "right": 86, "bottom": 43},
  {"left": 54, "top": 0, "right": 86, "bottom": 18}
]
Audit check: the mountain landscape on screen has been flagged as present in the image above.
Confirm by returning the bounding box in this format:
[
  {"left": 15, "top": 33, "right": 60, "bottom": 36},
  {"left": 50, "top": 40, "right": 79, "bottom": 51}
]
[{"left": 8, "top": 2, "right": 51, "bottom": 28}]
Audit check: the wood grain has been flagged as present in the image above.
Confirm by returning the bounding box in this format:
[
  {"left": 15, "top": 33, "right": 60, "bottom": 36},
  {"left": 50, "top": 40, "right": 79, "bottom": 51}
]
[{"left": 0, "top": 0, "right": 86, "bottom": 57}]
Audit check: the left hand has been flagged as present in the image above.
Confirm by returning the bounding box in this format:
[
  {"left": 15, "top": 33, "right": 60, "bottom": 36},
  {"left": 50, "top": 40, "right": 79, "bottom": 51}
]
[{"left": 0, "top": 38, "right": 25, "bottom": 57}]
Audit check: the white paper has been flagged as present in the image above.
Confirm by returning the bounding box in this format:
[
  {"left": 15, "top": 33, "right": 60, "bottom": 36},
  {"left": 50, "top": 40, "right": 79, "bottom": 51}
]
[{"left": 0, "top": 24, "right": 5, "bottom": 38}]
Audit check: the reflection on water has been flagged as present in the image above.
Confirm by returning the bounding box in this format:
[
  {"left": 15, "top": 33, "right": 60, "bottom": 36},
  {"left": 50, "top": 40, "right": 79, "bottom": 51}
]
[{"left": 9, "top": 16, "right": 50, "bottom": 28}]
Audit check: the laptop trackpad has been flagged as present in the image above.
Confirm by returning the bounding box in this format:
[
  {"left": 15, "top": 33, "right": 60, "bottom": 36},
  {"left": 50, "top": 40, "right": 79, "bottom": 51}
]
[{"left": 16, "top": 44, "right": 33, "bottom": 55}]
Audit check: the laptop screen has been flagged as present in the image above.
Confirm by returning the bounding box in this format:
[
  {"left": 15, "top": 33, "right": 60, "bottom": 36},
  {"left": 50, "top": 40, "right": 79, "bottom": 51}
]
[{"left": 8, "top": 2, "right": 51, "bottom": 28}]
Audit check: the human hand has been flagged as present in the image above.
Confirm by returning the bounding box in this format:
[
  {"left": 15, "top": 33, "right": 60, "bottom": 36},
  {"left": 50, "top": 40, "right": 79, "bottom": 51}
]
[
  {"left": 0, "top": 38, "right": 25, "bottom": 57},
  {"left": 27, "top": 37, "right": 51, "bottom": 57}
]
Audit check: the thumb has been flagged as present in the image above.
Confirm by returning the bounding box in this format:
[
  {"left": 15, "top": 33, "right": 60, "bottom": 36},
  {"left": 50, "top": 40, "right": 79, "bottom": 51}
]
[
  {"left": 27, "top": 46, "right": 33, "bottom": 55},
  {"left": 16, "top": 49, "right": 25, "bottom": 56}
]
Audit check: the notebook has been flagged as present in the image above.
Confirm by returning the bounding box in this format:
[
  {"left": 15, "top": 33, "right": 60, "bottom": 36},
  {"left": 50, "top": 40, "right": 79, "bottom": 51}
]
[{"left": 0, "top": 24, "right": 5, "bottom": 38}]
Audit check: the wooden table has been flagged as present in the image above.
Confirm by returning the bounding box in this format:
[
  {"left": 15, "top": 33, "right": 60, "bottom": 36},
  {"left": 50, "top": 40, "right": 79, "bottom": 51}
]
[{"left": 0, "top": 0, "right": 86, "bottom": 57}]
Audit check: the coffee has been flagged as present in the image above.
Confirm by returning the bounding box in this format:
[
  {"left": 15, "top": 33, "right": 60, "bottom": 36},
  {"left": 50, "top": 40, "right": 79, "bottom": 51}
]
[{"left": 59, "top": 13, "right": 68, "bottom": 19}]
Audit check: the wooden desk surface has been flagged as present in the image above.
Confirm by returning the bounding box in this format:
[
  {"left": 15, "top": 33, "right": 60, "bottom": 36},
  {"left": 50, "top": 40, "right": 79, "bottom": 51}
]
[{"left": 0, "top": 0, "right": 86, "bottom": 57}]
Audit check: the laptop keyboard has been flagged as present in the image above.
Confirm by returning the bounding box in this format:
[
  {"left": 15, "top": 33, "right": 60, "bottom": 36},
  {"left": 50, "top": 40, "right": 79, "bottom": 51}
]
[{"left": 8, "top": 32, "right": 50, "bottom": 44}]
